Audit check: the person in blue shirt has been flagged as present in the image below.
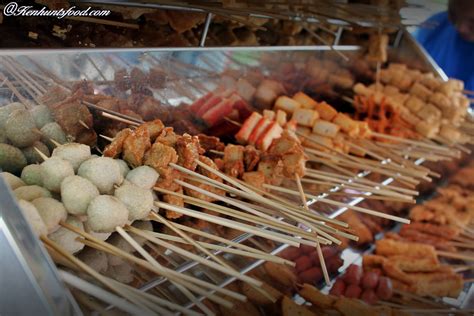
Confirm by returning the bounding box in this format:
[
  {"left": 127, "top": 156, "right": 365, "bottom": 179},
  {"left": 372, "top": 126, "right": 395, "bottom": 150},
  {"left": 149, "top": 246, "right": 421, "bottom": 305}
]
[{"left": 415, "top": 0, "right": 474, "bottom": 91}]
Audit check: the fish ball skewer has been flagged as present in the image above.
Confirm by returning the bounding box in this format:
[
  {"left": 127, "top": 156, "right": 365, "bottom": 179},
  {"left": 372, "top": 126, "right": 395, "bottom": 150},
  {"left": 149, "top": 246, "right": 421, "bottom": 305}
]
[
  {"left": 40, "top": 157, "right": 74, "bottom": 193},
  {"left": 125, "top": 165, "right": 159, "bottom": 190},
  {"left": 114, "top": 183, "right": 154, "bottom": 222},
  {"left": 78, "top": 157, "right": 123, "bottom": 194},
  {"left": 86, "top": 195, "right": 129, "bottom": 233},
  {"left": 18, "top": 199, "right": 47, "bottom": 237},
  {"left": 52, "top": 143, "right": 91, "bottom": 172},
  {"left": 32, "top": 197, "right": 67, "bottom": 234},
  {"left": 49, "top": 216, "right": 85, "bottom": 254},
  {"left": 61, "top": 175, "right": 99, "bottom": 216}
]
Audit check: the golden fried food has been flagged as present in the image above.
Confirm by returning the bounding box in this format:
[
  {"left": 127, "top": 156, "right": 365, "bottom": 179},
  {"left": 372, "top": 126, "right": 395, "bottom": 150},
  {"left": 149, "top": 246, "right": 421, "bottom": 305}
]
[
  {"left": 103, "top": 128, "right": 133, "bottom": 158},
  {"left": 143, "top": 142, "right": 178, "bottom": 175}
]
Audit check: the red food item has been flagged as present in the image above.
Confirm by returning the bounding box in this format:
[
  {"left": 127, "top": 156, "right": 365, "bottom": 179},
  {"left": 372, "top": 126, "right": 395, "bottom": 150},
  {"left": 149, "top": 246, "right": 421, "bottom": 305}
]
[
  {"left": 256, "top": 122, "right": 283, "bottom": 151},
  {"left": 295, "top": 255, "right": 312, "bottom": 273},
  {"left": 327, "top": 257, "right": 343, "bottom": 273},
  {"left": 343, "top": 264, "right": 363, "bottom": 285},
  {"left": 280, "top": 247, "right": 301, "bottom": 261},
  {"left": 376, "top": 277, "right": 393, "bottom": 300},
  {"left": 361, "top": 271, "right": 380, "bottom": 290},
  {"left": 298, "top": 267, "right": 323, "bottom": 284},
  {"left": 344, "top": 284, "right": 362, "bottom": 299},
  {"left": 248, "top": 117, "right": 271, "bottom": 145},
  {"left": 309, "top": 246, "right": 338, "bottom": 265},
  {"left": 361, "top": 289, "right": 378, "bottom": 305},
  {"left": 235, "top": 112, "right": 262, "bottom": 143},
  {"left": 190, "top": 92, "right": 213, "bottom": 112},
  {"left": 201, "top": 99, "right": 234, "bottom": 126},
  {"left": 299, "top": 244, "right": 315, "bottom": 254},
  {"left": 196, "top": 95, "right": 222, "bottom": 117},
  {"left": 329, "top": 278, "right": 346, "bottom": 296}
]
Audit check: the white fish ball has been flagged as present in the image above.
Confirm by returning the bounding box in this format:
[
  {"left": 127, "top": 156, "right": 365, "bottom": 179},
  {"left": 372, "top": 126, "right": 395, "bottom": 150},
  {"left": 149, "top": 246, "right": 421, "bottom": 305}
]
[
  {"left": 78, "top": 157, "right": 122, "bottom": 194},
  {"left": 32, "top": 197, "right": 67, "bottom": 234},
  {"left": 60, "top": 175, "right": 99, "bottom": 216},
  {"left": 86, "top": 195, "right": 129, "bottom": 233},
  {"left": 114, "top": 184, "right": 153, "bottom": 221},
  {"left": 52, "top": 143, "right": 91, "bottom": 172},
  {"left": 125, "top": 166, "right": 159, "bottom": 190},
  {"left": 48, "top": 216, "right": 85, "bottom": 254},
  {"left": 2, "top": 172, "right": 25, "bottom": 189},
  {"left": 21, "top": 165, "right": 43, "bottom": 186},
  {"left": 41, "top": 157, "right": 74, "bottom": 193},
  {"left": 14, "top": 185, "right": 52, "bottom": 201},
  {"left": 18, "top": 200, "right": 47, "bottom": 237}
]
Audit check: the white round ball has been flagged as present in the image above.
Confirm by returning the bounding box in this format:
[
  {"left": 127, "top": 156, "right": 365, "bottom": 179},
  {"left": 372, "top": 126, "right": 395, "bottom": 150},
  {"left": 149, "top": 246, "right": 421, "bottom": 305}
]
[
  {"left": 2, "top": 172, "right": 25, "bottom": 189},
  {"left": 18, "top": 200, "right": 47, "bottom": 237},
  {"left": 41, "top": 157, "right": 74, "bottom": 193},
  {"left": 21, "top": 165, "right": 43, "bottom": 186},
  {"left": 86, "top": 195, "right": 129, "bottom": 233},
  {"left": 14, "top": 185, "right": 52, "bottom": 201},
  {"left": 78, "top": 157, "right": 123, "bottom": 194},
  {"left": 125, "top": 166, "right": 159, "bottom": 190},
  {"left": 52, "top": 143, "right": 91, "bottom": 172},
  {"left": 114, "top": 184, "right": 153, "bottom": 221},
  {"left": 60, "top": 175, "right": 99, "bottom": 216},
  {"left": 32, "top": 197, "right": 67, "bottom": 234},
  {"left": 48, "top": 216, "right": 85, "bottom": 254}
]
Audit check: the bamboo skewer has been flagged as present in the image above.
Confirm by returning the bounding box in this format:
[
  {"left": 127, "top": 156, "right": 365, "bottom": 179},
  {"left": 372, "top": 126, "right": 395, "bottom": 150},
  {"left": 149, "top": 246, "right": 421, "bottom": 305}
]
[
  {"left": 154, "top": 185, "right": 330, "bottom": 245},
  {"left": 295, "top": 174, "right": 330, "bottom": 285},
  {"left": 262, "top": 183, "right": 411, "bottom": 224},
  {"left": 154, "top": 201, "right": 305, "bottom": 247},
  {"left": 436, "top": 250, "right": 474, "bottom": 262}
]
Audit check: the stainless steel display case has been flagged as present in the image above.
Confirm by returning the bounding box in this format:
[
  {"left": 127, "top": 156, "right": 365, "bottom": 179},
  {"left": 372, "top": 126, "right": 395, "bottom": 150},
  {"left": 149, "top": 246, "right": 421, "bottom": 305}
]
[{"left": 0, "top": 30, "right": 471, "bottom": 314}]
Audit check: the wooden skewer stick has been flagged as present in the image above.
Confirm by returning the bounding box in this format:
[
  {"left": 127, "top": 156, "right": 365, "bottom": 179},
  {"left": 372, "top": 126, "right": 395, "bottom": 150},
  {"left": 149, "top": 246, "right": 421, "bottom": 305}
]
[
  {"left": 60, "top": 221, "right": 246, "bottom": 302},
  {"left": 172, "top": 222, "right": 272, "bottom": 257},
  {"left": 436, "top": 250, "right": 474, "bottom": 262},
  {"left": 371, "top": 131, "right": 453, "bottom": 152},
  {"left": 101, "top": 111, "right": 141, "bottom": 126},
  {"left": 295, "top": 174, "right": 330, "bottom": 286},
  {"left": 263, "top": 183, "right": 411, "bottom": 224},
  {"left": 155, "top": 185, "right": 329, "bottom": 245},
  {"left": 233, "top": 177, "right": 348, "bottom": 228},
  {"left": 79, "top": 120, "right": 90, "bottom": 130},
  {"left": 177, "top": 176, "right": 338, "bottom": 245},
  {"left": 147, "top": 231, "right": 292, "bottom": 265},
  {"left": 150, "top": 211, "right": 233, "bottom": 270},
  {"left": 154, "top": 201, "right": 304, "bottom": 247}
]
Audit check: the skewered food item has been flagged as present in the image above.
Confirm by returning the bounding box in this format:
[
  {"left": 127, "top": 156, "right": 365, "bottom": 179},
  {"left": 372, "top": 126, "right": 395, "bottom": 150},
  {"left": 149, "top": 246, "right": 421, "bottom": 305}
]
[
  {"left": 40, "top": 157, "right": 75, "bottom": 193},
  {"left": 363, "top": 238, "right": 463, "bottom": 298},
  {"left": 77, "top": 157, "right": 123, "bottom": 194},
  {"left": 0, "top": 143, "right": 27, "bottom": 173},
  {"left": 30, "top": 104, "right": 54, "bottom": 129},
  {"left": 22, "top": 141, "right": 50, "bottom": 164},
  {"left": 18, "top": 199, "right": 47, "bottom": 237},
  {"left": 0, "top": 102, "right": 26, "bottom": 128},
  {"left": 5, "top": 109, "right": 41, "bottom": 148},
  {"left": 2, "top": 172, "right": 25, "bottom": 189},
  {"left": 51, "top": 143, "right": 91, "bottom": 172},
  {"left": 14, "top": 185, "right": 52, "bottom": 201},
  {"left": 125, "top": 165, "right": 159, "bottom": 190},
  {"left": 49, "top": 216, "right": 85, "bottom": 254},
  {"left": 60, "top": 175, "right": 100, "bottom": 216},
  {"left": 78, "top": 247, "right": 108, "bottom": 274},
  {"left": 32, "top": 197, "right": 67, "bottom": 234},
  {"left": 86, "top": 195, "right": 129, "bottom": 233},
  {"left": 40, "top": 122, "right": 68, "bottom": 150},
  {"left": 114, "top": 183, "right": 154, "bottom": 221}
]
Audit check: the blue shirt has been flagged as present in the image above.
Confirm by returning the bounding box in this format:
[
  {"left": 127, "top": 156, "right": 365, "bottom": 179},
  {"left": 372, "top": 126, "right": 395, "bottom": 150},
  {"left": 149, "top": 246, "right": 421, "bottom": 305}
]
[{"left": 415, "top": 12, "right": 474, "bottom": 91}]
